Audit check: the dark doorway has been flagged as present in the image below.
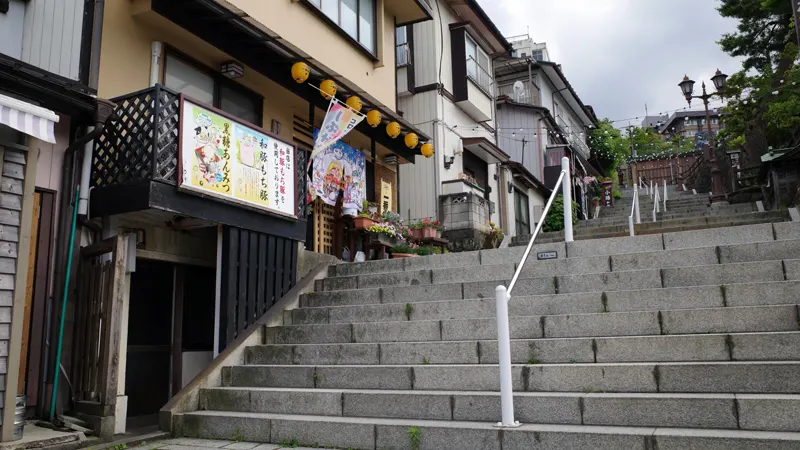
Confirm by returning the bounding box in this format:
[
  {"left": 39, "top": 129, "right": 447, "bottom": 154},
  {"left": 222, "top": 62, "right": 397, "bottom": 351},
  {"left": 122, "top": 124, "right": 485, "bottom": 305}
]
[{"left": 126, "top": 259, "right": 174, "bottom": 424}]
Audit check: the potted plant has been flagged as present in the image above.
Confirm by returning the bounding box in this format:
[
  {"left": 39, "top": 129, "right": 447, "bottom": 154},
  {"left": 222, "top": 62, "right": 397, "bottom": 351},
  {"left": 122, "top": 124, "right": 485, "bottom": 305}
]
[
  {"left": 482, "top": 221, "right": 504, "bottom": 249},
  {"left": 592, "top": 196, "right": 600, "bottom": 207},
  {"left": 421, "top": 218, "right": 437, "bottom": 239},
  {"left": 434, "top": 220, "right": 444, "bottom": 238},
  {"left": 391, "top": 243, "right": 417, "bottom": 259},
  {"left": 353, "top": 200, "right": 377, "bottom": 230},
  {"left": 366, "top": 222, "right": 400, "bottom": 247},
  {"left": 408, "top": 220, "right": 424, "bottom": 240}
]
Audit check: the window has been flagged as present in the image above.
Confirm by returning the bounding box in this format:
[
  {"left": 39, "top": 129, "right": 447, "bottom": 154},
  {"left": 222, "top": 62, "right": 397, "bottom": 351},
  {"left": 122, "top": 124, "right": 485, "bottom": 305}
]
[
  {"left": 164, "top": 53, "right": 261, "bottom": 126},
  {"left": 396, "top": 26, "right": 410, "bottom": 67},
  {"left": 305, "top": 0, "right": 376, "bottom": 54},
  {"left": 514, "top": 188, "right": 531, "bottom": 236},
  {"left": 465, "top": 34, "right": 492, "bottom": 94}
]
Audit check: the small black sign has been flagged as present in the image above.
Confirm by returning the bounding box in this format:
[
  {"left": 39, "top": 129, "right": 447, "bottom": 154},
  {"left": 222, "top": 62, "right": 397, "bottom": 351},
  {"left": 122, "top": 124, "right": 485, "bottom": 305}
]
[{"left": 537, "top": 251, "right": 558, "bottom": 260}]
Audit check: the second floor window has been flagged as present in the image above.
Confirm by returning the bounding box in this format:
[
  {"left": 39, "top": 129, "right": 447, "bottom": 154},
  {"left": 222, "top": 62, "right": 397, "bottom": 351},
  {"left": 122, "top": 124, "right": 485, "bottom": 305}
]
[
  {"left": 465, "top": 35, "right": 492, "bottom": 94},
  {"left": 307, "top": 0, "right": 376, "bottom": 54},
  {"left": 396, "top": 26, "right": 410, "bottom": 67}
]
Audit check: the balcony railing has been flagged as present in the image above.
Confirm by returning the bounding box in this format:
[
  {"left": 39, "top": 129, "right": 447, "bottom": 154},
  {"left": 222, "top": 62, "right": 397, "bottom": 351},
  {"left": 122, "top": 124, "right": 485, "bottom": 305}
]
[
  {"left": 90, "top": 84, "right": 307, "bottom": 215},
  {"left": 497, "top": 81, "right": 540, "bottom": 106},
  {"left": 466, "top": 56, "right": 494, "bottom": 97},
  {"left": 556, "top": 116, "right": 590, "bottom": 159},
  {"left": 396, "top": 42, "right": 411, "bottom": 67}
]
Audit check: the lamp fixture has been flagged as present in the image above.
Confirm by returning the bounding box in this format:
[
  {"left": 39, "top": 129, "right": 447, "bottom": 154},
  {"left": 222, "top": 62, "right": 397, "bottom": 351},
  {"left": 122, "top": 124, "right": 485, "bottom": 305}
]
[
  {"left": 221, "top": 61, "right": 244, "bottom": 79},
  {"left": 444, "top": 155, "right": 456, "bottom": 170}
]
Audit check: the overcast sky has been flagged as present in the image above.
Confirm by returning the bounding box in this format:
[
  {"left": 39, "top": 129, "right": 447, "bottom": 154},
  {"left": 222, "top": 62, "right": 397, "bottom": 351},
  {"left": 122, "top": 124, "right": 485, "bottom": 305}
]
[{"left": 476, "top": 0, "right": 742, "bottom": 127}]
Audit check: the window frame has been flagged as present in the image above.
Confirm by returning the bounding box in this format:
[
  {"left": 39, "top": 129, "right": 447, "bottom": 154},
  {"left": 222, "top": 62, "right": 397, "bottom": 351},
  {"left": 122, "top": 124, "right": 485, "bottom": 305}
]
[
  {"left": 514, "top": 187, "right": 531, "bottom": 236},
  {"left": 396, "top": 26, "right": 411, "bottom": 67},
  {"left": 301, "top": 0, "right": 378, "bottom": 60},
  {"left": 162, "top": 48, "right": 263, "bottom": 127}
]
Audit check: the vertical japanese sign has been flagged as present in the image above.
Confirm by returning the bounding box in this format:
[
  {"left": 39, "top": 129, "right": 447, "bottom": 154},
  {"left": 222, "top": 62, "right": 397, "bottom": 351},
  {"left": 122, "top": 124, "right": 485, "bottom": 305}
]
[
  {"left": 381, "top": 180, "right": 392, "bottom": 213},
  {"left": 310, "top": 129, "right": 366, "bottom": 210},
  {"left": 179, "top": 96, "right": 296, "bottom": 217},
  {"left": 310, "top": 97, "right": 365, "bottom": 160},
  {"left": 602, "top": 180, "right": 614, "bottom": 207}
]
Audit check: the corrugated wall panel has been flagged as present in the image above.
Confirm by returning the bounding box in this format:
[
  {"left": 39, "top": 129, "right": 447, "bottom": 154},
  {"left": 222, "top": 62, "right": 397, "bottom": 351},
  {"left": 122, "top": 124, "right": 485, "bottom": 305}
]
[
  {"left": 21, "top": 0, "right": 85, "bottom": 81},
  {"left": 398, "top": 91, "right": 438, "bottom": 221}
]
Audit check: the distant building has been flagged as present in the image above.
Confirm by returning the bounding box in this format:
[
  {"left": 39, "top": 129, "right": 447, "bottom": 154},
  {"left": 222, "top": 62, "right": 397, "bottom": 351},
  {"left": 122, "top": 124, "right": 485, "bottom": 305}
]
[
  {"left": 506, "top": 34, "right": 551, "bottom": 61},
  {"left": 642, "top": 115, "right": 669, "bottom": 131},
  {"left": 658, "top": 110, "right": 723, "bottom": 140}
]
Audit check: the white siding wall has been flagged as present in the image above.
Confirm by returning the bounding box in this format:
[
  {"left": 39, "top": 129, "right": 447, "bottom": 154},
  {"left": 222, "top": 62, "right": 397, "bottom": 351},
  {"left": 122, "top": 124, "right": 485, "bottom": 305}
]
[
  {"left": 21, "top": 0, "right": 86, "bottom": 80},
  {"left": 0, "top": 0, "right": 26, "bottom": 59},
  {"left": 496, "top": 104, "right": 544, "bottom": 179}
]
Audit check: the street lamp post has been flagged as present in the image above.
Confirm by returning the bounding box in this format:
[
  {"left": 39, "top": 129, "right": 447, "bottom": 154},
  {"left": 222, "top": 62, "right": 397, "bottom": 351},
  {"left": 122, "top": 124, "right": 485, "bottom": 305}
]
[{"left": 678, "top": 70, "right": 729, "bottom": 204}]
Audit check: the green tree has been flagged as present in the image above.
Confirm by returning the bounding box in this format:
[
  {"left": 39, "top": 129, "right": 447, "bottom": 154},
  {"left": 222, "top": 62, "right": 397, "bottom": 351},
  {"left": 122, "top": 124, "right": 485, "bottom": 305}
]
[
  {"left": 627, "top": 127, "right": 671, "bottom": 157},
  {"left": 717, "top": 0, "right": 795, "bottom": 72},
  {"left": 588, "top": 119, "right": 628, "bottom": 173}
]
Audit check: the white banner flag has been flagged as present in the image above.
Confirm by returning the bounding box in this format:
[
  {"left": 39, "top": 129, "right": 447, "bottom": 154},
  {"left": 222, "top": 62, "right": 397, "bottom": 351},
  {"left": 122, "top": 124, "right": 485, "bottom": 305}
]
[{"left": 310, "top": 97, "right": 366, "bottom": 161}]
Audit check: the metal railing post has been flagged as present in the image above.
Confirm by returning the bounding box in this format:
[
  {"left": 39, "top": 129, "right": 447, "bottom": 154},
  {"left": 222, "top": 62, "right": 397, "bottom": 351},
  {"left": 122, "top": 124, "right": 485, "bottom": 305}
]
[
  {"left": 561, "top": 157, "right": 573, "bottom": 243},
  {"left": 650, "top": 180, "right": 654, "bottom": 200},
  {"left": 494, "top": 285, "right": 517, "bottom": 427},
  {"left": 663, "top": 180, "right": 668, "bottom": 211},
  {"left": 634, "top": 186, "right": 641, "bottom": 224}
]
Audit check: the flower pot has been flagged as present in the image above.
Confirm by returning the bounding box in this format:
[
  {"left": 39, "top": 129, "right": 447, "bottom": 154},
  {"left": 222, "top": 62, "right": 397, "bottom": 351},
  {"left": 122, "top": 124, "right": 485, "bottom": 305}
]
[
  {"left": 391, "top": 252, "right": 416, "bottom": 259},
  {"left": 353, "top": 216, "right": 375, "bottom": 230},
  {"left": 411, "top": 229, "right": 424, "bottom": 240},
  {"left": 422, "top": 227, "right": 437, "bottom": 238},
  {"left": 436, "top": 229, "right": 443, "bottom": 238}
]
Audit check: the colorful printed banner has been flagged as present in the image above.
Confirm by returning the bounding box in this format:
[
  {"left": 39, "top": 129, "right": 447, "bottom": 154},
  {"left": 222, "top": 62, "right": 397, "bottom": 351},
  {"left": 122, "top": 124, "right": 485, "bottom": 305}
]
[
  {"left": 310, "top": 129, "right": 366, "bottom": 210},
  {"left": 179, "top": 97, "right": 296, "bottom": 217},
  {"left": 310, "top": 97, "right": 365, "bottom": 160}
]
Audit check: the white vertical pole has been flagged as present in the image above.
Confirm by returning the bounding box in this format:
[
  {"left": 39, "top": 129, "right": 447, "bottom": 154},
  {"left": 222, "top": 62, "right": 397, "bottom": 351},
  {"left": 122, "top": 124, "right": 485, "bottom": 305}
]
[
  {"left": 650, "top": 180, "right": 654, "bottom": 200},
  {"left": 628, "top": 215, "right": 635, "bottom": 237},
  {"left": 494, "top": 285, "right": 517, "bottom": 427},
  {"left": 561, "top": 157, "right": 573, "bottom": 243},
  {"left": 634, "top": 186, "right": 641, "bottom": 224},
  {"left": 663, "top": 180, "right": 668, "bottom": 211}
]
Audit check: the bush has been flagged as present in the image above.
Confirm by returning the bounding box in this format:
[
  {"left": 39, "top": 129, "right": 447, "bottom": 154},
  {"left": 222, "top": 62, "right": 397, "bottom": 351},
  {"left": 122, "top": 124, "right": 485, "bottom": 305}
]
[
  {"left": 542, "top": 195, "right": 579, "bottom": 232},
  {"left": 415, "top": 246, "right": 433, "bottom": 256}
]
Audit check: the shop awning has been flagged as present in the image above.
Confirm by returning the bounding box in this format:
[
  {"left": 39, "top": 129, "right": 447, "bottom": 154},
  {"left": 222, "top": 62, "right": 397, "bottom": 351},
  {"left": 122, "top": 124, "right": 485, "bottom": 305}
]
[{"left": 0, "top": 93, "right": 59, "bottom": 144}]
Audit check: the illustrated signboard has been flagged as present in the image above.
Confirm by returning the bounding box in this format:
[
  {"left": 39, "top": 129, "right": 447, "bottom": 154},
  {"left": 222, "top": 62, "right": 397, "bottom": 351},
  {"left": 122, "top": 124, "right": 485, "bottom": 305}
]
[
  {"left": 310, "top": 129, "right": 366, "bottom": 211},
  {"left": 178, "top": 96, "right": 296, "bottom": 218}
]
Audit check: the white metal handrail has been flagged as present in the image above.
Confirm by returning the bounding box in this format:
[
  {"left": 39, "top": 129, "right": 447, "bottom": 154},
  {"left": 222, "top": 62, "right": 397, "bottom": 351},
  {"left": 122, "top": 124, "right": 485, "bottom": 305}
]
[
  {"left": 662, "top": 180, "right": 668, "bottom": 212},
  {"left": 628, "top": 185, "right": 641, "bottom": 237},
  {"left": 495, "top": 157, "right": 573, "bottom": 428},
  {"left": 652, "top": 184, "right": 661, "bottom": 222}
]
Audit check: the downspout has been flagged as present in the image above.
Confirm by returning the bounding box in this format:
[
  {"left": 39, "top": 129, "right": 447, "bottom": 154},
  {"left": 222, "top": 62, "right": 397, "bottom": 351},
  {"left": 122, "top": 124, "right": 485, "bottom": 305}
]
[{"left": 151, "top": 41, "right": 164, "bottom": 86}]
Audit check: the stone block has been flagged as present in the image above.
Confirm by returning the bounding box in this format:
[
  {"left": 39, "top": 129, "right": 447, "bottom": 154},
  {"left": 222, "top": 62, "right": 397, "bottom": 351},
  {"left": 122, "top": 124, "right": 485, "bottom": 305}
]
[
  {"left": 357, "top": 269, "right": 432, "bottom": 289},
  {"left": 200, "top": 388, "right": 250, "bottom": 412},
  {"left": 567, "top": 234, "right": 663, "bottom": 257},
  {"left": 353, "top": 320, "right": 441, "bottom": 343},
  {"left": 480, "top": 242, "right": 567, "bottom": 266},
  {"left": 736, "top": 394, "right": 800, "bottom": 432},
  {"left": 510, "top": 293, "right": 603, "bottom": 316},
  {"left": 663, "top": 223, "right": 774, "bottom": 250},
  {"left": 250, "top": 389, "right": 342, "bottom": 416},
  {"left": 376, "top": 424, "right": 501, "bottom": 450},
  {"left": 605, "top": 285, "right": 724, "bottom": 313},
  {"left": 314, "top": 366, "right": 412, "bottom": 390},
  {"left": 612, "top": 247, "right": 718, "bottom": 272},
  {"left": 595, "top": 334, "right": 729, "bottom": 363},
  {"left": 327, "top": 303, "right": 405, "bottom": 324},
  {"left": 431, "top": 263, "right": 515, "bottom": 285},
  {"left": 265, "top": 324, "right": 352, "bottom": 345},
  {"left": 334, "top": 258, "right": 405, "bottom": 276},
  {"left": 292, "top": 343, "right": 380, "bottom": 365},
  {"left": 300, "top": 288, "right": 380, "bottom": 308},
  {"left": 724, "top": 281, "right": 800, "bottom": 307},
  {"left": 463, "top": 277, "right": 555, "bottom": 299},
  {"left": 719, "top": 240, "right": 800, "bottom": 264},
  {"left": 661, "top": 305, "right": 798, "bottom": 335},
  {"left": 556, "top": 269, "right": 662, "bottom": 294},
  {"left": 543, "top": 311, "right": 660, "bottom": 338},
  {"left": 404, "top": 251, "right": 481, "bottom": 271},
  {"left": 322, "top": 276, "right": 358, "bottom": 291},
  {"left": 343, "top": 391, "right": 452, "bottom": 420},
  {"left": 785, "top": 260, "right": 800, "bottom": 281},
  {"left": 270, "top": 417, "right": 374, "bottom": 450},
  {"left": 227, "top": 366, "right": 314, "bottom": 388},
  {"left": 520, "top": 255, "right": 610, "bottom": 278},
  {"left": 730, "top": 332, "right": 800, "bottom": 361},
  {"left": 479, "top": 338, "right": 594, "bottom": 364},
  {"left": 381, "top": 283, "right": 463, "bottom": 304},
  {"left": 652, "top": 427, "right": 800, "bottom": 450},
  {"left": 245, "top": 345, "right": 294, "bottom": 365},
  {"left": 582, "top": 393, "right": 737, "bottom": 428},
  {"left": 774, "top": 222, "right": 800, "bottom": 241},
  {"left": 182, "top": 413, "right": 270, "bottom": 442},
  {"left": 657, "top": 362, "right": 800, "bottom": 393},
  {"left": 380, "top": 341, "right": 479, "bottom": 365},
  {"left": 410, "top": 298, "right": 496, "bottom": 321},
  {"left": 440, "top": 316, "right": 542, "bottom": 341},
  {"left": 288, "top": 308, "right": 329, "bottom": 325},
  {"left": 502, "top": 424, "right": 652, "bottom": 449},
  {"left": 412, "top": 365, "right": 524, "bottom": 391},
  {"left": 662, "top": 261, "right": 784, "bottom": 288},
  {"left": 453, "top": 392, "right": 583, "bottom": 424},
  {"left": 526, "top": 363, "right": 658, "bottom": 392}
]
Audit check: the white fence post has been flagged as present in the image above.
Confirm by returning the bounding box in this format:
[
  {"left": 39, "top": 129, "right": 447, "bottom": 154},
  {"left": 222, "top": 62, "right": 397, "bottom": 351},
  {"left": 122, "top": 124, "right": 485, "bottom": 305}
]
[
  {"left": 494, "top": 285, "right": 518, "bottom": 427},
  {"left": 634, "top": 185, "right": 641, "bottom": 224},
  {"left": 561, "top": 157, "right": 573, "bottom": 243},
  {"left": 650, "top": 180, "right": 654, "bottom": 200},
  {"left": 663, "top": 180, "right": 668, "bottom": 211}
]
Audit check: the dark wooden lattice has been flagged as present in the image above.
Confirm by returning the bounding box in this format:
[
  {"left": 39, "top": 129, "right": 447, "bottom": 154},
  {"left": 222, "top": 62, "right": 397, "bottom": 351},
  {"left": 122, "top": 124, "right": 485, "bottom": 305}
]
[{"left": 91, "top": 85, "right": 180, "bottom": 188}]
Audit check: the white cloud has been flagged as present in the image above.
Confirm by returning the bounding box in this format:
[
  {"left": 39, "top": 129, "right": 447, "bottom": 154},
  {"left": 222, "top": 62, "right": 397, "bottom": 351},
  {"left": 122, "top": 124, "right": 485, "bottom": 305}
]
[{"left": 476, "top": 0, "right": 742, "bottom": 125}]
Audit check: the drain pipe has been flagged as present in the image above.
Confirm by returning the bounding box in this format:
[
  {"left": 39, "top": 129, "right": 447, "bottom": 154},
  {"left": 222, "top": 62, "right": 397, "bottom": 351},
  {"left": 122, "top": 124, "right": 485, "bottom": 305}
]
[
  {"left": 151, "top": 42, "right": 163, "bottom": 86},
  {"left": 77, "top": 127, "right": 95, "bottom": 216}
]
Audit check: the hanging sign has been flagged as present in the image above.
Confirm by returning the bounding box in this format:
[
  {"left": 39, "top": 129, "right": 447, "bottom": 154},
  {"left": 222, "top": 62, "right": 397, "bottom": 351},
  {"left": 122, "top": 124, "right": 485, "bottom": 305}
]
[
  {"left": 310, "top": 96, "right": 365, "bottom": 160},
  {"left": 381, "top": 180, "right": 393, "bottom": 213},
  {"left": 178, "top": 95, "right": 296, "bottom": 218},
  {"left": 602, "top": 180, "right": 614, "bottom": 207},
  {"left": 310, "top": 129, "right": 366, "bottom": 211}
]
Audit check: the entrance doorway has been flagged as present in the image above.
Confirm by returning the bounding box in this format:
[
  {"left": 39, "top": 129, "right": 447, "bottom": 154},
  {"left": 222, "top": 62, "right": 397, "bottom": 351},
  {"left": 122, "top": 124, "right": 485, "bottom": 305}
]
[{"left": 125, "top": 259, "right": 216, "bottom": 428}]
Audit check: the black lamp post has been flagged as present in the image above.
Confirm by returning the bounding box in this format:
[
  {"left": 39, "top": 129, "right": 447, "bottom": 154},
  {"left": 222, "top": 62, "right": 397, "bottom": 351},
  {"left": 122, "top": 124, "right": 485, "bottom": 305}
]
[{"left": 679, "top": 70, "right": 728, "bottom": 204}]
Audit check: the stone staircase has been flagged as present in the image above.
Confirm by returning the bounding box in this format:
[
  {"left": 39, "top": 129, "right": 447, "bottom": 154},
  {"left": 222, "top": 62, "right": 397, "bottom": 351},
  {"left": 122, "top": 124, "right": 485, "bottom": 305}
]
[
  {"left": 168, "top": 221, "right": 800, "bottom": 449},
  {"left": 513, "top": 186, "right": 788, "bottom": 245}
]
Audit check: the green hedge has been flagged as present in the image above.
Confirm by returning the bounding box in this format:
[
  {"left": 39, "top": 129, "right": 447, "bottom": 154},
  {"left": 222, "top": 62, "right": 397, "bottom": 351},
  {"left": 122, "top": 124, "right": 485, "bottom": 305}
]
[{"left": 542, "top": 195, "right": 579, "bottom": 232}]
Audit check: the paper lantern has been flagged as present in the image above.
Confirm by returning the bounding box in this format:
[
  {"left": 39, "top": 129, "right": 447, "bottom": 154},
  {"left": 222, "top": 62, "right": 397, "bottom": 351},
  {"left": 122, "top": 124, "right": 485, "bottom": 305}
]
[
  {"left": 346, "top": 96, "right": 363, "bottom": 112},
  {"left": 386, "top": 121, "right": 401, "bottom": 139},
  {"left": 404, "top": 133, "right": 419, "bottom": 149},
  {"left": 421, "top": 143, "right": 434, "bottom": 158},
  {"left": 291, "top": 62, "right": 309, "bottom": 83},
  {"left": 320, "top": 79, "right": 337, "bottom": 99},
  {"left": 366, "top": 109, "right": 382, "bottom": 128}
]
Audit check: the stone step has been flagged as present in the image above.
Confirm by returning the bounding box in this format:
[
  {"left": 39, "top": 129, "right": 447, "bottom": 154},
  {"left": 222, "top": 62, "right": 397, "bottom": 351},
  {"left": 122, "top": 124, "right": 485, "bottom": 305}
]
[
  {"left": 583, "top": 209, "right": 778, "bottom": 228},
  {"left": 179, "top": 411, "right": 800, "bottom": 450},
  {"left": 198, "top": 387, "right": 800, "bottom": 432},
  {"left": 266, "top": 304, "right": 799, "bottom": 345},
  {"left": 292, "top": 281, "right": 800, "bottom": 323},
  {"left": 222, "top": 362, "right": 800, "bottom": 394},
  {"left": 246, "top": 332, "right": 800, "bottom": 365},
  {"left": 569, "top": 212, "right": 786, "bottom": 237}
]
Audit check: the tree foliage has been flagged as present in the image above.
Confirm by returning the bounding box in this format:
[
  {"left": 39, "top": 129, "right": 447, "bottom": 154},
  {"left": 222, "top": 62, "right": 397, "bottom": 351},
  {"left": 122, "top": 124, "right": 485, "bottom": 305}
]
[
  {"left": 542, "top": 195, "right": 579, "bottom": 233},
  {"left": 588, "top": 119, "right": 628, "bottom": 173},
  {"left": 717, "top": 0, "right": 795, "bottom": 72}
]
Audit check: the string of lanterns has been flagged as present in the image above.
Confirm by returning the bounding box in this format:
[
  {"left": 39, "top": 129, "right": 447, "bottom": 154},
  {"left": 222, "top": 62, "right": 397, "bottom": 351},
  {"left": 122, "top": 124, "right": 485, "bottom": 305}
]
[{"left": 291, "top": 62, "right": 434, "bottom": 159}]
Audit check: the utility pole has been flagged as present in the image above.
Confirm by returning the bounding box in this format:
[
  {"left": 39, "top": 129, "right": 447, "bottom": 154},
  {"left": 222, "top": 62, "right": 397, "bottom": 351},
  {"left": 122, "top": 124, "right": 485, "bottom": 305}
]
[{"left": 793, "top": 0, "right": 800, "bottom": 47}]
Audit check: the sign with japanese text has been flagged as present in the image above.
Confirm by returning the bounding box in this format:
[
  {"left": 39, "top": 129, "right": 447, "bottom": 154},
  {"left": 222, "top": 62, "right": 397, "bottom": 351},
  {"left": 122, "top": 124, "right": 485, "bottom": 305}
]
[
  {"left": 310, "top": 129, "right": 366, "bottom": 211},
  {"left": 381, "top": 180, "right": 392, "bottom": 213},
  {"left": 178, "top": 96, "right": 296, "bottom": 218},
  {"left": 602, "top": 180, "right": 614, "bottom": 207},
  {"left": 310, "top": 97, "right": 365, "bottom": 160}
]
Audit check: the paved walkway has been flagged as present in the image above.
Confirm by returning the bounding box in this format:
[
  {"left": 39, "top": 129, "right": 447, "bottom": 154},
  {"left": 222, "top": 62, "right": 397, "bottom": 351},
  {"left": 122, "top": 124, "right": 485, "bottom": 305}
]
[{"left": 134, "top": 438, "right": 330, "bottom": 450}]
